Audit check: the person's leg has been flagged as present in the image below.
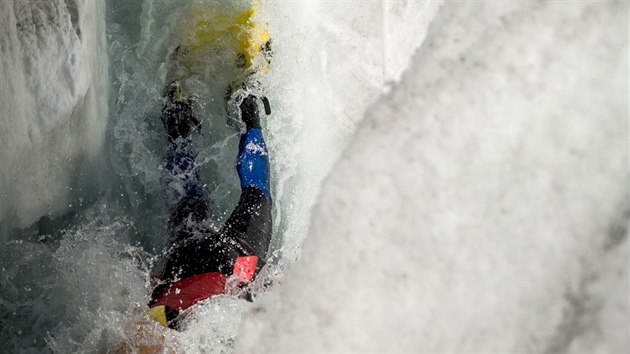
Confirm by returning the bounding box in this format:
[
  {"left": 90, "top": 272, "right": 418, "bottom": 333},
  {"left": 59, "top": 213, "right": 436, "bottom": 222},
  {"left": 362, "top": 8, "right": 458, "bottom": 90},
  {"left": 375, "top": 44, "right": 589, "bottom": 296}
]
[
  {"left": 161, "top": 85, "right": 211, "bottom": 244},
  {"left": 164, "top": 137, "right": 210, "bottom": 240},
  {"left": 152, "top": 89, "right": 219, "bottom": 290},
  {"left": 221, "top": 96, "right": 273, "bottom": 267}
]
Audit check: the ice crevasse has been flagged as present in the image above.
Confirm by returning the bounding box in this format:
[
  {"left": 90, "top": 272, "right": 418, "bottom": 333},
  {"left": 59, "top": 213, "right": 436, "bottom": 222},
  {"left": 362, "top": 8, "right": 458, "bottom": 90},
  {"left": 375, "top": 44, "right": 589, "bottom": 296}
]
[{"left": 0, "top": 0, "right": 627, "bottom": 352}]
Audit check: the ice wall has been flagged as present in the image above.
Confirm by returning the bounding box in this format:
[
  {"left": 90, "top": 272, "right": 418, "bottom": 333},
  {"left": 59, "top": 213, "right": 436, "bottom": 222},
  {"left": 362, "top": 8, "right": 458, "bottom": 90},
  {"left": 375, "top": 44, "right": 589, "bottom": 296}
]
[
  {"left": 237, "top": 1, "right": 628, "bottom": 352},
  {"left": 0, "top": 0, "right": 108, "bottom": 240},
  {"left": 264, "top": 0, "right": 441, "bottom": 262}
]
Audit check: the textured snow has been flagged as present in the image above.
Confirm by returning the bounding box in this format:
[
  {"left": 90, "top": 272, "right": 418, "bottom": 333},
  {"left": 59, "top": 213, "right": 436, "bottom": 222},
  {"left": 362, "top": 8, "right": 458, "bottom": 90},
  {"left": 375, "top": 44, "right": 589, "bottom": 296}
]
[
  {"left": 236, "top": 1, "right": 629, "bottom": 352},
  {"left": 0, "top": 0, "right": 108, "bottom": 240}
]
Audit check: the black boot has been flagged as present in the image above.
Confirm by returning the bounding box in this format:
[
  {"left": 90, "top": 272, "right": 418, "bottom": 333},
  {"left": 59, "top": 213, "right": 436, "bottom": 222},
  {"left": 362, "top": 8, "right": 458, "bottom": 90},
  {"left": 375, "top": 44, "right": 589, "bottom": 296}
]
[
  {"left": 161, "top": 83, "right": 201, "bottom": 140},
  {"left": 239, "top": 95, "right": 261, "bottom": 129}
]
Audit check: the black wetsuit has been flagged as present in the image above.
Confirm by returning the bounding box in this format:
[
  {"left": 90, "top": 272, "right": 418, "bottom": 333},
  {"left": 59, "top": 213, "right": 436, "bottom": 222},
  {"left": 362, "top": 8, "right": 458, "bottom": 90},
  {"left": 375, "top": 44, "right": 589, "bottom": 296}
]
[{"left": 149, "top": 95, "right": 272, "bottom": 328}]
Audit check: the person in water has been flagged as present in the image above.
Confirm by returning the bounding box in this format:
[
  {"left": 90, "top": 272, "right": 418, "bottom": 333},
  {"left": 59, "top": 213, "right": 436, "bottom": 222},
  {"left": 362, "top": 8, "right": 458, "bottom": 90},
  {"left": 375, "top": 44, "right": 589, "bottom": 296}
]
[{"left": 146, "top": 84, "right": 272, "bottom": 330}]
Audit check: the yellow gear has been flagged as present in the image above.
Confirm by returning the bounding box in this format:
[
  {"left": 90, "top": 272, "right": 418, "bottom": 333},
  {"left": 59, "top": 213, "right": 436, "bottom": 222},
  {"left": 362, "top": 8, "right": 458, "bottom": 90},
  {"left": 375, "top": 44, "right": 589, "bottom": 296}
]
[
  {"left": 148, "top": 305, "right": 168, "bottom": 327},
  {"left": 181, "top": 2, "right": 270, "bottom": 72}
]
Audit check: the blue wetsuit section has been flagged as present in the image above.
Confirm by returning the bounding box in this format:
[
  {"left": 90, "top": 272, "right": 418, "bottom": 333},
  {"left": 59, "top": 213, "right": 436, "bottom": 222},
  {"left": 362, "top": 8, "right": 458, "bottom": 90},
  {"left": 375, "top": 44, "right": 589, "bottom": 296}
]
[
  {"left": 237, "top": 128, "right": 270, "bottom": 200},
  {"left": 165, "top": 138, "right": 204, "bottom": 199}
]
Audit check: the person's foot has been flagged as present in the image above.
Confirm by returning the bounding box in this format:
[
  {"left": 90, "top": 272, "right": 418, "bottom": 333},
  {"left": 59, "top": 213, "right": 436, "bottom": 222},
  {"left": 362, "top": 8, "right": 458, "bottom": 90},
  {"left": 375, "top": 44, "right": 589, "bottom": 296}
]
[
  {"left": 162, "top": 82, "right": 201, "bottom": 140},
  {"left": 239, "top": 95, "right": 261, "bottom": 129}
]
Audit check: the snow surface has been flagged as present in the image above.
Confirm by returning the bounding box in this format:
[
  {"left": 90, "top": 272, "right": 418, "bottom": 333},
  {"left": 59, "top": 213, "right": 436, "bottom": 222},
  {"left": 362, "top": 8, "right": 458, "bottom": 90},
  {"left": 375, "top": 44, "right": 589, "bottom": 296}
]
[
  {"left": 236, "top": 1, "right": 629, "bottom": 352},
  {"left": 0, "top": 0, "right": 108, "bottom": 240}
]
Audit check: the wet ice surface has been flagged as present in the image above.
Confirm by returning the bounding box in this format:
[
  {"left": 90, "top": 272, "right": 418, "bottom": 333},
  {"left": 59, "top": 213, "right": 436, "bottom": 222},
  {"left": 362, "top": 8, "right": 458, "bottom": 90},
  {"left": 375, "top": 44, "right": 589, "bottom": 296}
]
[
  {"left": 236, "top": 1, "right": 628, "bottom": 353},
  {"left": 1, "top": 0, "right": 628, "bottom": 353},
  {"left": 0, "top": 0, "right": 108, "bottom": 238}
]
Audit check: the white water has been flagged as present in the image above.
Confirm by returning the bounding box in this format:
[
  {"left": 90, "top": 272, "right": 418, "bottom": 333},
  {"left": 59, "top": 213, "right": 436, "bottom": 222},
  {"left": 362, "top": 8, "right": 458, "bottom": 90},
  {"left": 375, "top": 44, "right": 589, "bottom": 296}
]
[{"left": 1, "top": 0, "right": 628, "bottom": 353}]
